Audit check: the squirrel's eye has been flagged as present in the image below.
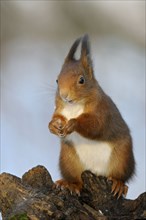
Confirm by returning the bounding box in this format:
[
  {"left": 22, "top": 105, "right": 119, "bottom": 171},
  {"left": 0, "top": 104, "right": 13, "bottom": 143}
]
[
  {"left": 56, "top": 79, "right": 58, "bottom": 84},
  {"left": 78, "top": 76, "right": 85, "bottom": 84}
]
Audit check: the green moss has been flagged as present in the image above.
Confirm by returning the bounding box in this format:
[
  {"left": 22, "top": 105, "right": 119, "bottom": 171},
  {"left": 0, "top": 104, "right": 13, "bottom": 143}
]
[{"left": 9, "top": 213, "right": 29, "bottom": 220}]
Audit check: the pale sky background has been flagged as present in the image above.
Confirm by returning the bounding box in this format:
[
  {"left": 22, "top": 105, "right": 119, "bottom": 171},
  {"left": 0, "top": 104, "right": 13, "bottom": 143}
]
[{"left": 0, "top": 2, "right": 145, "bottom": 217}]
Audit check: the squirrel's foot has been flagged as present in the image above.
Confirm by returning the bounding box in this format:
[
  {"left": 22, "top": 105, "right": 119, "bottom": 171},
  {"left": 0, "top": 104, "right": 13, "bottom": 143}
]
[
  {"left": 108, "top": 177, "right": 128, "bottom": 199},
  {"left": 54, "top": 179, "right": 82, "bottom": 196}
]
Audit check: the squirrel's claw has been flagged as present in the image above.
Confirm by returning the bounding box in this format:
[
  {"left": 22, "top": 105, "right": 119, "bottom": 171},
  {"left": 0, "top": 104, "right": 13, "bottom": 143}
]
[
  {"left": 54, "top": 179, "right": 82, "bottom": 196},
  {"left": 108, "top": 177, "right": 128, "bottom": 199}
]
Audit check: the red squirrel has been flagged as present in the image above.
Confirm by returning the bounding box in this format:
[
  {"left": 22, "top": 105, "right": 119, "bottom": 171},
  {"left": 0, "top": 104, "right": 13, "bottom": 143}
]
[{"left": 49, "top": 35, "right": 135, "bottom": 198}]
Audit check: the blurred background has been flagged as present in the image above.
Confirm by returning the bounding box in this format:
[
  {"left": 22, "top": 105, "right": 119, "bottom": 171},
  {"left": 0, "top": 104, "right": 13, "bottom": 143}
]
[{"left": 1, "top": 0, "right": 145, "bottom": 204}]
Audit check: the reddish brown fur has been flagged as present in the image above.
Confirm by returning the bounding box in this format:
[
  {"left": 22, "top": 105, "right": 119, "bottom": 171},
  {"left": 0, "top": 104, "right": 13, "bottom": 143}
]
[
  {"left": 49, "top": 35, "right": 135, "bottom": 198},
  {"left": 59, "top": 141, "right": 84, "bottom": 183}
]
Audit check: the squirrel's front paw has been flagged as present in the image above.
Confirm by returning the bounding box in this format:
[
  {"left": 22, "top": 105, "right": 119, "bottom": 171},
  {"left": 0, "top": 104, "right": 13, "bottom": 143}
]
[
  {"left": 48, "top": 115, "right": 67, "bottom": 137},
  {"left": 62, "top": 119, "right": 77, "bottom": 136}
]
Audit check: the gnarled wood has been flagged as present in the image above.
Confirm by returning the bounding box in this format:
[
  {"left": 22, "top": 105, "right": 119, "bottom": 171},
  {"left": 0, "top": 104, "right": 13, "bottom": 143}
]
[{"left": 0, "top": 165, "right": 145, "bottom": 219}]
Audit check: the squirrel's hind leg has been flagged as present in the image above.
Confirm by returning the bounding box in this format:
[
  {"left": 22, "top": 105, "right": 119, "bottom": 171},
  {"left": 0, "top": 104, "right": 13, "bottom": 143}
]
[{"left": 57, "top": 141, "right": 84, "bottom": 196}]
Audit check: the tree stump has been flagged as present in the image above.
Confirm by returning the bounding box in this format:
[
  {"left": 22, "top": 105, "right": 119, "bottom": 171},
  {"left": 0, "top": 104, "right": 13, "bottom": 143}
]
[{"left": 0, "top": 165, "right": 146, "bottom": 219}]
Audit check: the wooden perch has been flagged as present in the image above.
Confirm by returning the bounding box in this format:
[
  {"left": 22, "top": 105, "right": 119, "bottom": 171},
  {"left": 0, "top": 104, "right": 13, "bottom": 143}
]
[{"left": 0, "top": 165, "right": 146, "bottom": 220}]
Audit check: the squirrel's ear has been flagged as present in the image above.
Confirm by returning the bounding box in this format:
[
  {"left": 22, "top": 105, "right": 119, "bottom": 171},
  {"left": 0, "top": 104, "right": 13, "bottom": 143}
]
[
  {"left": 81, "top": 34, "right": 93, "bottom": 79},
  {"left": 65, "top": 37, "right": 82, "bottom": 63}
]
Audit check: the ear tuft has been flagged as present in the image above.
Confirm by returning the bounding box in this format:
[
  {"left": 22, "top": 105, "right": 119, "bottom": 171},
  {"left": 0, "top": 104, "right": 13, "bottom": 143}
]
[
  {"left": 65, "top": 37, "right": 82, "bottom": 63},
  {"left": 81, "top": 34, "right": 90, "bottom": 57},
  {"left": 81, "top": 34, "right": 93, "bottom": 79}
]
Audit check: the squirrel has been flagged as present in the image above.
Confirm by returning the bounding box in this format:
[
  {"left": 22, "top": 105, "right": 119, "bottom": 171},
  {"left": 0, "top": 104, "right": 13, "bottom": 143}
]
[{"left": 49, "top": 35, "right": 135, "bottom": 198}]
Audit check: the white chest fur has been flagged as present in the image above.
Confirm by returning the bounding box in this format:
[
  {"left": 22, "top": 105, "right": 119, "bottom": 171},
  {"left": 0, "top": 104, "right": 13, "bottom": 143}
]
[
  {"left": 61, "top": 103, "right": 84, "bottom": 120},
  {"left": 66, "top": 132, "right": 112, "bottom": 176},
  {"left": 61, "top": 103, "right": 112, "bottom": 176}
]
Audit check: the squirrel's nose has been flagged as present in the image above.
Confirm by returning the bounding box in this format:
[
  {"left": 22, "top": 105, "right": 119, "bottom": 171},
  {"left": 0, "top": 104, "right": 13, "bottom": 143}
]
[
  {"left": 60, "top": 90, "right": 68, "bottom": 99},
  {"left": 60, "top": 91, "right": 71, "bottom": 102}
]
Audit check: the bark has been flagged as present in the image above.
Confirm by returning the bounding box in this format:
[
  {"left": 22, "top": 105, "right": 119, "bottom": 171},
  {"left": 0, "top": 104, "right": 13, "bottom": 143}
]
[{"left": 0, "top": 165, "right": 145, "bottom": 220}]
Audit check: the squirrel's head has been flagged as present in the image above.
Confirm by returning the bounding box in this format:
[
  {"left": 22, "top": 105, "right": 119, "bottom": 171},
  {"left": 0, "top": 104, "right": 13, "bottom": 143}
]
[{"left": 56, "top": 34, "right": 97, "bottom": 104}]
